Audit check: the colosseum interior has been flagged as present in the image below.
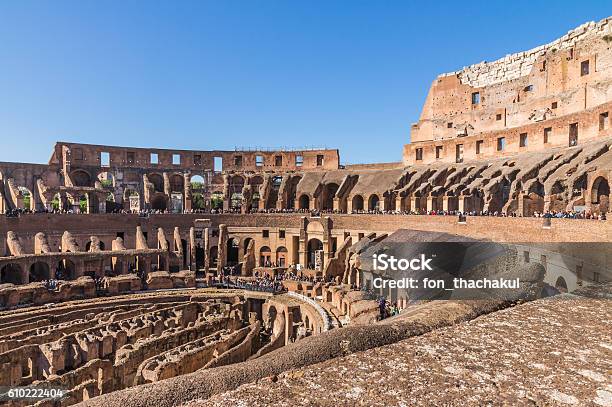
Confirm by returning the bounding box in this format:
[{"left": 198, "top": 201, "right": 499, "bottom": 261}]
[{"left": 0, "top": 16, "right": 611, "bottom": 407}]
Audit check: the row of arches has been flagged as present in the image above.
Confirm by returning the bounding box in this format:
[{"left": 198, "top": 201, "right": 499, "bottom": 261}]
[
  {"left": 0, "top": 260, "right": 77, "bottom": 285},
  {"left": 293, "top": 193, "right": 381, "bottom": 211}
]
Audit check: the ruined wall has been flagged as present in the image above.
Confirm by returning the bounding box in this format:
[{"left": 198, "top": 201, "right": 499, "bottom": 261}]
[{"left": 406, "top": 17, "right": 612, "bottom": 164}]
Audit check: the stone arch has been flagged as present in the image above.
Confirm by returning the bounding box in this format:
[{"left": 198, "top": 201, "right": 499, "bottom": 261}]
[
  {"left": 555, "top": 276, "right": 568, "bottom": 293},
  {"left": 260, "top": 246, "right": 272, "bottom": 267},
  {"left": 1, "top": 263, "right": 24, "bottom": 284},
  {"left": 551, "top": 180, "right": 565, "bottom": 195},
  {"left": 170, "top": 174, "right": 184, "bottom": 193},
  {"left": 16, "top": 186, "right": 34, "bottom": 210},
  {"left": 266, "top": 176, "right": 283, "bottom": 209},
  {"left": 306, "top": 220, "right": 324, "bottom": 234},
  {"left": 57, "top": 259, "right": 76, "bottom": 280},
  {"left": 151, "top": 194, "right": 168, "bottom": 211},
  {"left": 285, "top": 176, "right": 302, "bottom": 209},
  {"left": 276, "top": 246, "right": 288, "bottom": 267},
  {"left": 368, "top": 194, "right": 380, "bottom": 211},
  {"left": 148, "top": 173, "right": 164, "bottom": 193},
  {"left": 249, "top": 175, "right": 264, "bottom": 187},
  {"left": 211, "top": 191, "right": 224, "bottom": 210},
  {"left": 591, "top": 176, "right": 610, "bottom": 205},
  {"left": 97, "top": 171, "right": 114, "bottom": 188},
  {"left": 352, "top": 195, "right": 364, "bottom": 211},
  {"left": 307, "top": 238, "right": 324, "bottom": 270},
  {"left": 70, "top": 169, "right": 92, "bottom": 187},
  {"left": 227, "top": 238, "right": 240, "bottom": 265},
  {"left": 190, "top": 174, "right": 206, "bottom": 187},
  {"left": 322, "top": 183, "right": 339, "bottom": 210},
  {"left": 29, "top": 261, "right": 50, "bottom": 282},
  {"left": 298, "top": 194, "right": 310, "bottom": 210},
  {"left": 524, "top": 181, "right": 545, "bottom": 215}
]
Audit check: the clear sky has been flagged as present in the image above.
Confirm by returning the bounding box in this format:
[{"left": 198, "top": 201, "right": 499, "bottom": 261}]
[{"left": 0, "top": 1, "right": 609, "bottom": 165}]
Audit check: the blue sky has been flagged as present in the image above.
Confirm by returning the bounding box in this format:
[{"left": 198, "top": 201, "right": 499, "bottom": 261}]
[{"left": 0, "top": 1, "right": 609, "bottom": 165}]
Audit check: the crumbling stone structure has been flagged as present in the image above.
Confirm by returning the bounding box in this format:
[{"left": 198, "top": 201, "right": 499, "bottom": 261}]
[{"left": 0, "top": 16, "right": 609, "bottom": 407}]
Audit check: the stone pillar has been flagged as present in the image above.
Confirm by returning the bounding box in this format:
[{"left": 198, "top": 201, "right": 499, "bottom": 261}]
[
  {"left": 299, "top": 237, "right": 308, "bottom": 268},
  {"left": 543, "top": 194, "right": 552, "bottom": 212},
  {"left": 217, "top": 224, "right": 228, "bottom": 273},
  {"left": 426, "top": 196, "right": 434, "bottom": 212},
  {"left": 395, "top": 196, "right": 403, "bottom": 212},
  {"left": 203, "top": 227, "right": 210, "bottom": 271},
  {"left": 184, "top": 173, "right": 192, "bottom": 212},
  {"left": 189, "top": 227, "right": 196, "bottom": 270},
  {"left": 242, "top": 239, "right": 255, "bottom": 276},
  {"left": 442, "top": 196, "right": 450, "bottom": 212},
  {"left": 458, "top": 195, "right": 466, "bottom": 212},
  {"left": 135, "top": 226, "right": 149, "bottom": 250},
  {"left": 222, "top": 174, "right": 230, "bottom": 211},
  {"left": 410, "top": 196, "right": 418, "bottom": 212},
  {"left": 379, "top": 197, "right": 386, "bottom": 212},
  {"left": 163, "top": 172, "right": 171, "bottom": 196}
]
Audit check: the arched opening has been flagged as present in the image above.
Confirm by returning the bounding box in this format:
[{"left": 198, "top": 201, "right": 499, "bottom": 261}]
[
  {"left": 16, "top": 187, "right": 34, "bottom": 210},
  {"left": 76, "top": 195, "right": 88, "bottom": 214},
  {"left": 98, "top": 172, "right": 114, "bottom": 188},
  {"left": 151, "top": 194, "right": 167, "bottom": 211},
  {"left": 307, "top": 238, "right": 324, "bottom": 270},
  {"left": 230, "top": 175, "right": 245, "bottom": 210},
  {"left": 195, "top": 244, "right": 205, "bottom": 270},
  {"left": 227, "top": 238, "right": 239, "bottom": 266},
  {"left": 1, "top": 263, "right": 24, "bottom": 284},
  {"left": 298, "top": 194, "right": 310, "bottom": 210},
  {"left": 267, "top": 305, "right": 278, "bottom": 334},
  {"left": 322, "top": 183, "right": 339, "bottom": 210},
  {"left": 170, "top": 174, "right": 184, "bottom": 193},
  {"left": 499, "top": 177, "right": 512, "bottom": 210},
  {"left": 276, "top": 246, "right": 288, "bottom": 267},
  {"left": 352, "top": 195, "right": 364, "bottom": 211},
  {"left": 368, "top": 194, "right": 380, "bottom": 212},
  {"left": 285, "top": 176, "right": 302, "bottom": 209},
  {"left": 29, "top": 262, "right": 50, "bottom": 282},
  {"left": 190, "top": 175, "right": 206, "bottom": 210},
  {"left": 192, "top": 192, "right": 206, "bottom": 210},
  {"left": 51, "top": 192, "right": 62, "bottom": 211},
  {"left": 148, "top": 174, "right": 164, "bottom": 193},
  {"left": 259, "top": 246, "right": 272, "bottom": 267},
  {"left": 209, "top": 246, "right": 218, "bottom": 269},
  {"left": 525, "top": 181, "right": 545, "bottom": 215},
  {"left": 57, "top": 259, "right": 76, "bottom": 280},
  {"left": 591, "top": 176, "right": 610, "bottom": 213},
  {"left": 555, "top": 276, "right": 568, "bottom": 293},
  {"left": 71, "top": 170, "right": 92, "bottom": 187},
  {"left": 266, "top": 176, "right": 283, "bottom": 209},
  {"left": 190, "top": 175, "right": 206, "bottom": 188},
  {"left": 211, "top": 192, "right": 224, "bottom": 210}
]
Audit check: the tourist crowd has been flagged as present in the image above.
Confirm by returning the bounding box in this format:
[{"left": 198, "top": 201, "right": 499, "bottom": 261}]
[{"left": 4, "top": 206, "right": 608, "bottom": 220}]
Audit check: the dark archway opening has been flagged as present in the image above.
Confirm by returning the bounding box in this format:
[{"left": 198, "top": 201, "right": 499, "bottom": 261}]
[
  {"left": 307, "top": 239, "right": 324, "bottom": 270},
  {"left": 1, "top": 263, "right": 23, "bottom": 284},
  {"left": 29, "top": 262, "right": 50, "bottom": 282},
  {"left": 227, "top": 238, "right": 239, "bottom": 266}
]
